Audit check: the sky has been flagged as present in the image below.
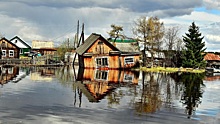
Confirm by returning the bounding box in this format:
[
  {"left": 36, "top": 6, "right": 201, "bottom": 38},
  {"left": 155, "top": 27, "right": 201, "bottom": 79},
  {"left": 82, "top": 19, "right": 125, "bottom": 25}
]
[{"left": 1, "top": 0, "right": 220, "bottom": 51}]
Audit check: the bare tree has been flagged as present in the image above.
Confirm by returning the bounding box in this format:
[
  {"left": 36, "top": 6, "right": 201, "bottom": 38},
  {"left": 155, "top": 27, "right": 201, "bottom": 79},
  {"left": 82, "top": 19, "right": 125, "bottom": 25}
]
[
  {"left": 133, "top": 16, "right": 164, "bottom": 67},
  {"left": 164, "top": 26, "right": 180, "bottom": 51}
]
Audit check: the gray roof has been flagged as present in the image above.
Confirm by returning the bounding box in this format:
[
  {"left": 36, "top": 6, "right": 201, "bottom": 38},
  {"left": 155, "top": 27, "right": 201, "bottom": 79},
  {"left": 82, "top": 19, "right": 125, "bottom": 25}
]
[{"left": 76, "top": 33, "right": 119, "bottom": 55}]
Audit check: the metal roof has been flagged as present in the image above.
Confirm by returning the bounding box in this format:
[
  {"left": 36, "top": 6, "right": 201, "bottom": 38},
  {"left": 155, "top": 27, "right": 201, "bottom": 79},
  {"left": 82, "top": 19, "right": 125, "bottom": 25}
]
[
  {"left": 75, "top": 33, "right": 119, "bottom": 55},
  {"left": 204, "top": 53, "right": 220, "bottom": 61}
]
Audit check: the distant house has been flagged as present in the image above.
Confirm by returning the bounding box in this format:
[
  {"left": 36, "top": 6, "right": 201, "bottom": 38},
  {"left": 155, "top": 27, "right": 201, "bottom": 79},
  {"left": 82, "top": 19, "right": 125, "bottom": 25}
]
[
  {"left": 0, "top": 37, "right": 20, "bottom": 59},
  {"left": 145, "top": 50, "right": 165, "bottom": 66},
  {"left": 75, "top": 33, "right": 140, "bottom": 69},
  {"left": 204, "top": 53, "right": 220, "bottom": 68},
  {"left": 32, "top": 40, "right": 56, "bottom": 55},
  {"left": 10, "top": 36, "right": 31, "bottom": 57}
]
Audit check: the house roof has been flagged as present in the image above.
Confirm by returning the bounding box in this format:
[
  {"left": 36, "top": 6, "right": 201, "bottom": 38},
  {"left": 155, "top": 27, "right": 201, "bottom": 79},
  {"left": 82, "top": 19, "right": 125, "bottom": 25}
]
[
  {"left": 76, "top": 33, "right": 119, "bottom": 55},
  {"left": 204, "top": 53, "right": 220, "bottom": 61},
  {"left": 10, "top": 36, "right": 31, "bottom": 48},
  {"left": 0, "top": 37, "right": 20, "bottom": 49}
]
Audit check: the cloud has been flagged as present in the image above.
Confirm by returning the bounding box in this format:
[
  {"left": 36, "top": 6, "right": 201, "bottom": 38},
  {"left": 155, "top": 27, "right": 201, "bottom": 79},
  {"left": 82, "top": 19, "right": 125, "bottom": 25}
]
[
  {"left": 203, "top": 0, "right": 220, "bottom": 10},
  {"left": 0, "top": 0, "right": 219, "bottom": 51}
]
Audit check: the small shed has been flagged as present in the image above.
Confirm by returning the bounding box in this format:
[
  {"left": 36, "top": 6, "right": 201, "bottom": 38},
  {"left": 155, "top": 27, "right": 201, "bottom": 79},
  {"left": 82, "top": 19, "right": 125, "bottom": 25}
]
[{"left": 75, "top": 33, "right": 140, "bottom": 69}]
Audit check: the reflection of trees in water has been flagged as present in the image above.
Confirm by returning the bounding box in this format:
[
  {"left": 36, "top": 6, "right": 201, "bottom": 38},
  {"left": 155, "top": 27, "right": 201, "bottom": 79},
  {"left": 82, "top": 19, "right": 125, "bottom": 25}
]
[
  {"left": 133, "top": 72, "right": 164, "bottom": 114},
  {"left": 179, "top": 72, "right": 205, "bottom": 119},
  {"left": 55, "top": 66, "right": 75, "bottom": 86},
  {"left": 107, "top": 90, "right": 124, "bottom": 107}
]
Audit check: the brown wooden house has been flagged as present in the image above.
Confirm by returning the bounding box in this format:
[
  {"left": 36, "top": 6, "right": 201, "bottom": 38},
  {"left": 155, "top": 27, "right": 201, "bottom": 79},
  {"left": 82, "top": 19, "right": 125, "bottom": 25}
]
[
  {"left": 0, "top": 37, "right": 20, "bottom": 59},
  {"left": 75, "top": 33, "right": 140, "bottom": 69}
]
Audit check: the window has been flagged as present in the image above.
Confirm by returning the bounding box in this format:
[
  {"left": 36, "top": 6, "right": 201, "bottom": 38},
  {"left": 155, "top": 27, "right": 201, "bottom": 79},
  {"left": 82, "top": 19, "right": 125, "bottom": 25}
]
[
  {"left": 124, "top": 57, "right": 134, "bottom": 64},
  {"left": 15, "top": 40, "right": 17, "bottom": 43},
  {"left": 9, "top": 50, "right": 14, "bottom": 57},
  {"left": 96, "top": 57, "right": 108, "bottom": 67},
  {"left": 2, "top": 68, "right": 6, "bottom": 74},
  {"left": 2, "top": 41, "right": 7, "bottom": 48},
  {"left": 8, "top": 67, "right": 13, "bottom": 74},
  {"left": 2, "top": 50, "right": 6, "bottom": 57},
  {"left": 96, "top": 41, "right": 104, "bottom": 54},
  {"left": 123, "top": 74, "right": 134, "bottom": 82},
  {"left": 95, "top": 70, "right": 108, "bottom": 80},
  {"left": 98, "top": 41, "right": 103, "bottom": 44},
  {"left": 20, "top": 49, "right": 23, "bottom": 54}
]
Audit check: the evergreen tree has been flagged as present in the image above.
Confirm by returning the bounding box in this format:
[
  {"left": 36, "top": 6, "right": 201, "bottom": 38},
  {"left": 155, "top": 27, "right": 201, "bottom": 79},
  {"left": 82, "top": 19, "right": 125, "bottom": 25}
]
[{"left": 182, "top": 22, "right": 206, "bottom": 68}]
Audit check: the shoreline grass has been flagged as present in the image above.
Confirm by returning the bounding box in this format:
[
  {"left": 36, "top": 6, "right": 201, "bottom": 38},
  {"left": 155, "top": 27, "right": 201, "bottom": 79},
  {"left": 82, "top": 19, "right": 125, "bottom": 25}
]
[{"left": 137, "top": 67, "right": 205, "bottom": 73}]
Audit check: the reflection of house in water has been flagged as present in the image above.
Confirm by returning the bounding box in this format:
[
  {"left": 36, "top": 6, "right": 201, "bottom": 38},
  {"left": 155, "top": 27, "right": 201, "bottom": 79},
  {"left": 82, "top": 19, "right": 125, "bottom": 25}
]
[
  {"left": 204, "top": 73, "right": 220, "bottom": 81},
  {"left": 73, "top": 68, "right": 139, "bottom": 103},
  {"left": 30, "top": 67, "right": 56, "bottom": 81},
  {"left": 0, "top": 66, "right": 19, "bottom": 85}
]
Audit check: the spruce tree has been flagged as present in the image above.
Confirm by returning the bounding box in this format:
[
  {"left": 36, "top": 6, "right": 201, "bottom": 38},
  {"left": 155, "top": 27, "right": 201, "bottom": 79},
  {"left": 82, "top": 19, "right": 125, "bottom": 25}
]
[{"left": 182, "top": 22, "right": 206, "bottom": 69}]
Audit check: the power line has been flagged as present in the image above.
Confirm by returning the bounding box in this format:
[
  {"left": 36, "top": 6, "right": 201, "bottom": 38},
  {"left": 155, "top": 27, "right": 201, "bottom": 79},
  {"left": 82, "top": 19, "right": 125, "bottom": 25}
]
[{"left": 52, "top": 24, "right": 78, "bottom": 41}]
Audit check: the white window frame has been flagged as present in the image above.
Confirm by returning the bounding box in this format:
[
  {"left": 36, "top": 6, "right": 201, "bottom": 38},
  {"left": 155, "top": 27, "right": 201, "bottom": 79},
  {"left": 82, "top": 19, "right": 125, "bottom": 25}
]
[
  {"left": 9, "top": 50, "right": 14, "bottom": 57},
  {"left": 96, "top": 57, "right": 108, "bottom": 67},
  {"left": 124, "top": 57, "right": 134, "bottom": 64},
  {"left": 2, "top": 68, "right": 6, "bottom": 74},
  {"left": 20, "top": 49, "right": 23, "bottom": 54},
  {"left": 95, "top": 69, "right": 108, "bottom": 80},
  {"left": 8, "top": 67, "right": 13, "bottom": 74},
  {"left": 123, "top": 73, "right": 134, "bottom": 82},
  {"left": 2, "top": 50, "right": 6, "bottom": 57}
]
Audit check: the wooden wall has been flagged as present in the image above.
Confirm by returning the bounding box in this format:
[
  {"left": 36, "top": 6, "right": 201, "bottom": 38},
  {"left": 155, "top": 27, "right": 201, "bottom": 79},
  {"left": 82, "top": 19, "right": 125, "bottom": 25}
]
[{"left": 0, "top": 39, "right": 20, "bottom": 59}]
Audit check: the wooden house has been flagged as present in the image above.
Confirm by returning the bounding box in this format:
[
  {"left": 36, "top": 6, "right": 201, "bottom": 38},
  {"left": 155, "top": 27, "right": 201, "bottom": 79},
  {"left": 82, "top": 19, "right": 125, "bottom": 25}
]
[
  {"left": 32, "top": 40, "right": 56, "bottom": 55},
  {"left": 75, "top": 33, "right": 140, "bottom": 69},
  {"left": 0, "top": 37, "right": 20, "bottom": 59},
  {"left": 204, "top": 53, "right": 220, "bottom": 68},
  {"left": 10, "top": 36, "right": 31, "bottom": 57}
]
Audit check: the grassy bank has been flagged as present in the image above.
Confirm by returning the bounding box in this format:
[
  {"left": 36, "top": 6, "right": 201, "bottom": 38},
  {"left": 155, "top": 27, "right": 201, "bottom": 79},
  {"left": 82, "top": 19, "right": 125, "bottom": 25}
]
[{"left": 137, "top": 67, "right": 205, "bottom": 73}]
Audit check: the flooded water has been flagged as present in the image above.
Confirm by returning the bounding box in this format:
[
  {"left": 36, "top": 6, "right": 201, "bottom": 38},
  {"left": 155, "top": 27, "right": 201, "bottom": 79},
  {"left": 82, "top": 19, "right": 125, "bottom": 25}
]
[{"left": 0, "top": 66, "right": 219, "bottom": 124}]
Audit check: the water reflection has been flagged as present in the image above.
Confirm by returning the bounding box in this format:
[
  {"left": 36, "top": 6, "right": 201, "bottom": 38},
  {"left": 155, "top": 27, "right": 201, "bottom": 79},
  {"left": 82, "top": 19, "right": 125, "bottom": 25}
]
[
  {"left": 0, "top": 66, "right": 19, "bottom": 85},
  {"left": 172, "top": 72, "right": 205, "bottom": 118},
  {"left": 0, "top": 65, "right": 219, "bottom": 123},
  {"left": 132, "top": 72, "right": 162, "bottom": 114},
  {"left": 73, "top": 68, "right": 140, "bottom": 107}
]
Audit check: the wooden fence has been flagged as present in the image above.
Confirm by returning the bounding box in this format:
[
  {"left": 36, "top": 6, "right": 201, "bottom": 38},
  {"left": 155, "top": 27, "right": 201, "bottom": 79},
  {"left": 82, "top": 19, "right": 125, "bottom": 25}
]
[{"left": 0, "top": 55, "right": 62, "bottom": 66}]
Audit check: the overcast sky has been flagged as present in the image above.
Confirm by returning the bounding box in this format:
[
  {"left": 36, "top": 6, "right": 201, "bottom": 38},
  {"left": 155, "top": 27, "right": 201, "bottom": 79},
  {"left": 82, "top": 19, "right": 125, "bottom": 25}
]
[{"left": 0, "top": 0, "right": 220, "bottom": 51}]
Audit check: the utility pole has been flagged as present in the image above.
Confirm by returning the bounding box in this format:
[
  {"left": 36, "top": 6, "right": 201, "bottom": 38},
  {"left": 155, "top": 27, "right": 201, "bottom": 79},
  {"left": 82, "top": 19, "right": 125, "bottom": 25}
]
[
  {"left": 76, "top": 20, "right": 79, "bottom": 48},
  {"left": 82, "top": 23, "right": 84, "bottom": 44}
]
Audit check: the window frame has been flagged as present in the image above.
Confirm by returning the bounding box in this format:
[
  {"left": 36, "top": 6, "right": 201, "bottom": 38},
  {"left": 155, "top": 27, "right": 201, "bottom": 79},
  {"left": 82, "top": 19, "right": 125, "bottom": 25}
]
[
  {"left": 124, "top": 57, "right": 134, "bottom": 64},
  {"left": 95, "top": 70, "right": 108, "bottom": 80},
  {"left": 96, "top": 57, "right": 108, "bottom": 67},
  {"left": 2, "top": 50, "right": 6, "bottom": 57},
  {"left": 20, "top": 49, "right": 23, "bottom": 54},
  {"left": 9, "top": 50, "right": 14, "bottom": 57}
]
